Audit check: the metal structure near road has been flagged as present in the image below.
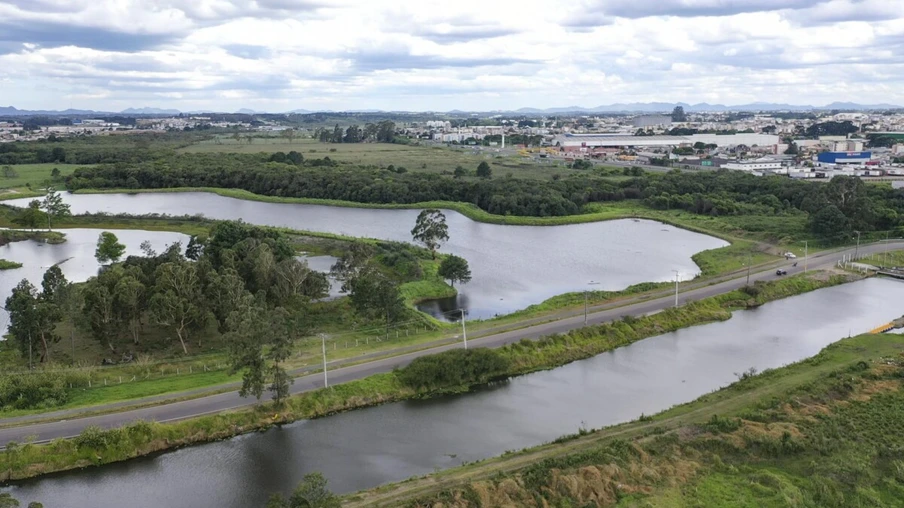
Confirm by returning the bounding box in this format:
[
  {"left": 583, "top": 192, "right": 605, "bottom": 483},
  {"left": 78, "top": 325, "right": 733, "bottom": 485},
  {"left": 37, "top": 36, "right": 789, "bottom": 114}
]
[
  {"left": 804, "top": 241, "right": 808, "bottom": 272},
  {"left": 584, "top": 281, "right": 601, "bottom": 325},
  {"left": 460, "top": 309, "right": 468, "bottom": 349},
  {"left": 672, "top": 270, "right": 680, "bottom": 307},
  {"left": 854, "top": 231, "right": 861, "bottom": 260},
  {"left": 320, "top": 333, "right": 329, "bottom": 388}
]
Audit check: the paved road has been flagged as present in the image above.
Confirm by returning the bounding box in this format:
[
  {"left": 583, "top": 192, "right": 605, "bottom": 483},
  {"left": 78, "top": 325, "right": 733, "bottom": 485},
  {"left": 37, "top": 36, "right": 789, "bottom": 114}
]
[{"left": 1, "top": 241, "right": 901, "bottom": 444}]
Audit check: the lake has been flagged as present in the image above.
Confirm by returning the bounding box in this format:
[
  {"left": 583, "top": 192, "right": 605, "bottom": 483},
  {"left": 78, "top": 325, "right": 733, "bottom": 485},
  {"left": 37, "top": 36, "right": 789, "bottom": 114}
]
[{"left": 4, "top": 193, "right": 729, "bottom": 319}]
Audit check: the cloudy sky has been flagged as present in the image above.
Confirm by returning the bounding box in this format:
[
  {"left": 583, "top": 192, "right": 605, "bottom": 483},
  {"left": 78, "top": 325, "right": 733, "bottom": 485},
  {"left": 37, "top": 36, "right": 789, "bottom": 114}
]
[{"left": 1, "top": 0, "right": 902, "bottom": 112}]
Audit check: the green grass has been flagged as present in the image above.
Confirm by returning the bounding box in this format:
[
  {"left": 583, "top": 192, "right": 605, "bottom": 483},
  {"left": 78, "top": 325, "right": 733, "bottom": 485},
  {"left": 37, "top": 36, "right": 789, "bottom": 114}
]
[
  {"left": 178, "top": 137, "right": 574, "bottom": 180},
  {"left": 0, "top": 258, "right": 22, "bottom": 270},
  {"left": 0, "top": 163, "right": 88, "bottom": 190}
]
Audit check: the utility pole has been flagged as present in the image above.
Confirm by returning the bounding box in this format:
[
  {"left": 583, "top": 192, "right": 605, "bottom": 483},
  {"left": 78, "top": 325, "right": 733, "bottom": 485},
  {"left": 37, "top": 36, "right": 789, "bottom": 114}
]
[
  {"left": 584, "top": 281, "right": 600, "bottom": 325},
  {"left": 320, "top": 333, "right": 328, "bottom": 388},
  {"left": 672, "top": 270, "right": 680, "bottom": 307},
  {"left": 804, "top": 241, "right": 808, "bottom": 272},
  {"left": 746, "top": 252, "right": 752, "bottom": 286},
  {"left": 854, "top": 230, "right": 861, "bottom": 261},
  {"left": 884, "top": 231, "right": 890, "bottom": 267},
  {"left": 460, "top": 309, "right": 468, "bottom": 349}
]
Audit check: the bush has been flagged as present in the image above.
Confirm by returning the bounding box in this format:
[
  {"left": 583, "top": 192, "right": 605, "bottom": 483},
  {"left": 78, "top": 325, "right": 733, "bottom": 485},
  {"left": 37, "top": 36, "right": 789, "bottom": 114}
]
[
  {"left": 0, "top": 373, "right": 70, "bottom": 410},
  {"left": 397, "top": 348, "right": 511, "bottom": 391}
]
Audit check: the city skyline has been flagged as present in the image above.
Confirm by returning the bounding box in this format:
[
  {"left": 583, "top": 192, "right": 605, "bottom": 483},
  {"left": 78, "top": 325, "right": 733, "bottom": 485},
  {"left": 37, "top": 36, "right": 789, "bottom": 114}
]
[{"left": 1, "top": 0, "right": 902, "bottom": 112}]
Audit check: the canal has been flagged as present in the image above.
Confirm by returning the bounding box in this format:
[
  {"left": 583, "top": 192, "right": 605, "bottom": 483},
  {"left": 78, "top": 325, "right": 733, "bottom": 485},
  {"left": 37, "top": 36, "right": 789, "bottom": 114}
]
[{"left": 5, "top": 277, "right": 903, "bottom": 508}]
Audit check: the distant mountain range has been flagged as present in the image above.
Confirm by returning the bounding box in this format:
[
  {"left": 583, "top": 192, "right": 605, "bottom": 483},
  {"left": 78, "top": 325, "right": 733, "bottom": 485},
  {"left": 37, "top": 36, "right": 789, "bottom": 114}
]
[{"left": 1, "top": 102, "right": 902, "bottom": 117}]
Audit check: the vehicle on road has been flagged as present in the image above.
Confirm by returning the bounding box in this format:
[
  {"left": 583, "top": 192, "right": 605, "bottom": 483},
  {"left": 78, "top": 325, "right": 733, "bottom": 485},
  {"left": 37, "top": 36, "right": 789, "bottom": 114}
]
[{"left": 776, "top": 269, "right": 788, "bottom": 276}]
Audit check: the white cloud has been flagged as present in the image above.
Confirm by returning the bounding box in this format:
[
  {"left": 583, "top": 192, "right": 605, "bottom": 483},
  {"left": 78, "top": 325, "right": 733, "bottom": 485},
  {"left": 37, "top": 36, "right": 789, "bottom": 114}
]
[{"left": 0, "top": 0, "right": 902, "bottom": 111}]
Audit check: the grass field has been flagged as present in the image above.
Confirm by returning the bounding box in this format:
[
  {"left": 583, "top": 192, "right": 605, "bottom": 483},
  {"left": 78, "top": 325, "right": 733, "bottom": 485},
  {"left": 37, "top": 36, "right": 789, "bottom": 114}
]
[
  {"left": 179, "top": 136, "right": 576, "bottom": 180},
  {"left": 0, "top": 163, "right": 88, "bottom": 190}
]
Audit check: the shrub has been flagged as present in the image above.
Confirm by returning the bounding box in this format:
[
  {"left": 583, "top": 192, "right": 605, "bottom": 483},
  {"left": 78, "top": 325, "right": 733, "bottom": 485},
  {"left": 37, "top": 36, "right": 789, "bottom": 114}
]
[
  {"left": 396, "top": 348, "right": 511, "bottom": 391},
  {"left": 0, "top": 373, "right": 70, "bottom": 410}
]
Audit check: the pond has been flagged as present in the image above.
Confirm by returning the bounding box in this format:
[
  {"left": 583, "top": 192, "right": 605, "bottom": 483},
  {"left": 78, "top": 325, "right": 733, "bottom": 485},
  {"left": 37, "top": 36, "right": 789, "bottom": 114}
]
[
  {"left": 6, "top": 278, "right": 903, "bottom": 508},
  {"left": 4, "top": 193, "right": 728, "bottom": 319}
]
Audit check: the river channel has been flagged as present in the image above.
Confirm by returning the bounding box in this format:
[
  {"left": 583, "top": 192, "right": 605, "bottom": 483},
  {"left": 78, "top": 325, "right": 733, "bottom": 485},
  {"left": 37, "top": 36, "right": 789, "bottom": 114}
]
[
  {"left": 5, "top": 277, "right": 904, "bottom": 508},
  {"left": 3, "top": 192, "right": 728, "bottom": 320}
]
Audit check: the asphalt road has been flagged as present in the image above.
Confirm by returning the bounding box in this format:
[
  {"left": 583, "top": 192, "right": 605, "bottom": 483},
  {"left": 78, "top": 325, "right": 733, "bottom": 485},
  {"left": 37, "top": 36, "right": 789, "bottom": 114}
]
[{"left": 1, "top": 240, "right": 901, "bottom": 444}]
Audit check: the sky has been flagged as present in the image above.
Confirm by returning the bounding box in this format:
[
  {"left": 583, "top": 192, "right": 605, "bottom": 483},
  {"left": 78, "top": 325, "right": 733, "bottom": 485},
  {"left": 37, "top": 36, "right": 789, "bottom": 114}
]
[{"left": 1, "top": 0, "right": 903, "bottom": 112}]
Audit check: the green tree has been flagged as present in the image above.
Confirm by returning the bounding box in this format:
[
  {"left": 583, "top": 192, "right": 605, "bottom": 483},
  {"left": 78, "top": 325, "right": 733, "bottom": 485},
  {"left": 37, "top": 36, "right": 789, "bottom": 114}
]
[
  {"left": 1, "top": 165, "right": 18, "bottom": 178},
  {"left": 437, "top": 255, "right": 472, "bottom": 287},
  {"left": 225, "top": 294, "right": 268, "bottom": 400},
  {"left": 809, "top": 204, "right": 850, "bottom": 241},
  {"left": 50, "top": 167, "right": 61, "bottom": 180},
  {"left": 453, "top": 165, "right": 467, "bottom": 178},
  {"left": 95, "top": 232, "right": 126, "bottom": 264},
  {"left": 185, "top": 235, "right": 205, "bottom": 261},
  {"left": 40, "top": 187, "right": 70, "bottom": 231},
  {"left": 671, "top": 105, "right": 687, "bottom": 122},
  {"left": 13, "top": 200, "right": 46, "bottom": 230},
  {"left": 206, "top": 268, "right": 250, "bottom": 333},
  {"left": 329, "top": 241, "right": 375, "bottom": 293},
  {"left": 225, "top": 297, "right": 295, "bottom": 403},
  {"left": 266, "top": 306, "right": 294, "bottom": 405},
  {"left": 150, "top": 261, "right": 207, "bottom": 354},
  {"left": 784, "top": 142, "right": 799, "bottom": 155},
  {"left": 114, "top": 275, "right": 146, "bottom": 345},
  {"left": 5, "top": 278, "right": 60, "bottom": 365},
  {"left": 349, "top": 270, "right": 406, "bottom": 339},
  {"left": 476, "top": 161, "right": 492, "bottom": 178},
  {"left": 82, "top": 274, "right": 120, "bottom": 352},
  {"left": 410, "top": 209, "right": 449, "bottom": 259},
  {"left": 267, "top": 473, "right": 340, "bottom": 508}
]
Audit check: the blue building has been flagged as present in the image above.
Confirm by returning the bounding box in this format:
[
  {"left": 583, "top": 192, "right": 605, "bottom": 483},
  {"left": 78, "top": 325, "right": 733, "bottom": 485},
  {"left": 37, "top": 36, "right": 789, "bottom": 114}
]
[{"left": 816, "top": 151, "right": 872, "bottom": 166}]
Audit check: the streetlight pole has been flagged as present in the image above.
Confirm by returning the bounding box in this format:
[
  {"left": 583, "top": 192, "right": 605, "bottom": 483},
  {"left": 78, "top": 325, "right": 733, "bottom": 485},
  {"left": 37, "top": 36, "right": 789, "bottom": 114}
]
[
  {"left": 804, "top": 241, "right": 808, "bottom": 272},
  {"left": 746, "top": 252, "right": 751, "bottom": 286},
  {"left": 319, "top": 333, "right": 328, "bottom": 388},
  {"left": 672, "top": 270, "right": 680, "bottom": 308},
  {"left": 584, "top": 281, "right": 600, "bottom": 325},
  {"left": 461, "top": 308, "right": 468, "bottom": 349}
]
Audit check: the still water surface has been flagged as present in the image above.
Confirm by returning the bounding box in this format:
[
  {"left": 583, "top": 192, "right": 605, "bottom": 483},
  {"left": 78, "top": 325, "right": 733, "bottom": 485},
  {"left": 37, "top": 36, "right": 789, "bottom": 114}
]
[
  {"left": 4, "top": 192, "right": 728, "bottom": 319},
  {"left": 0, "top": 229, "right": 189, "bottom": 332},
  {"left": 6, "top": 278, "right": 904, "bottom": 508}
]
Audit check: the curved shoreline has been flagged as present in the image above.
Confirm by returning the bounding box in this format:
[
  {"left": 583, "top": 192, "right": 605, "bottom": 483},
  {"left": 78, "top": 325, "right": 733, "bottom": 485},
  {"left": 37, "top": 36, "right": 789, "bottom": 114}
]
[{"left": 66, "top": 187, "right": 736, "bottom": 242}]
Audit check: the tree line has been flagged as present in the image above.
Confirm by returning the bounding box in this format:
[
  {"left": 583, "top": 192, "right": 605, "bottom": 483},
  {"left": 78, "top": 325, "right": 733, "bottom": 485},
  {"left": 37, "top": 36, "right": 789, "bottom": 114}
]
[
  {"left": 65, "top": 153, "right": 904, "bottom": 238},
  {"left": 315, "top": 120, "right": 397, "bottom": 144}
]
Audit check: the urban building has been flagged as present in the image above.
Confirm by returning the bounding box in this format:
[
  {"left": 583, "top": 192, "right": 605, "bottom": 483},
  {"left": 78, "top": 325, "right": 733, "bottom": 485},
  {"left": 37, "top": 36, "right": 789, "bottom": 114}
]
[{"left": 816, "top": 151, "right": 872, "bottom": 167}]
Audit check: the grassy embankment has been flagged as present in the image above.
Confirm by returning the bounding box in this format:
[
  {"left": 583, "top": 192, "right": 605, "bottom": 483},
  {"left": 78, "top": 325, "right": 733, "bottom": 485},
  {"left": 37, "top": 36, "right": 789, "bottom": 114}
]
[
  {"left": 351, "top": 331, "right": 904, "bottom": 507},
  {"left": 0, "top": 272, "right": 851, "bottom": 481}
]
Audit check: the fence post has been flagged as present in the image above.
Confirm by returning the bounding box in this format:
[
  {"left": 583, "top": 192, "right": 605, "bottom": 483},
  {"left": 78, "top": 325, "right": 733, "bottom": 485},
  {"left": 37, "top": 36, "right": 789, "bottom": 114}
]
[{"left": 119, "top": 376, "right": 122, "bottom": 384}]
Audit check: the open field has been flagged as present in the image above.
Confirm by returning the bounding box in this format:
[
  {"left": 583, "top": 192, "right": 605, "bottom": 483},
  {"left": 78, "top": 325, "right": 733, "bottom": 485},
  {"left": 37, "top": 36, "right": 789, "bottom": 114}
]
[
  {"left": 347, "top": 331, "right": 904, "bottom": 507},
  {"left": 179, "top": 136, "right": 577, "bottom": 179},
  {"left": 0, "top": 163, "right": 88, "bottom": 190}
]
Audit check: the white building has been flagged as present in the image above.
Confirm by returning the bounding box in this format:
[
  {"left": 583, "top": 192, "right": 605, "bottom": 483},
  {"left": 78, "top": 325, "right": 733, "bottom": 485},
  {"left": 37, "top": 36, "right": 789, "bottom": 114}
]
[{"left": 721, "top": 161, "right": 784, "bottom": 171}]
